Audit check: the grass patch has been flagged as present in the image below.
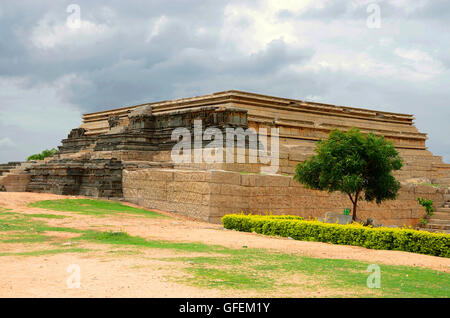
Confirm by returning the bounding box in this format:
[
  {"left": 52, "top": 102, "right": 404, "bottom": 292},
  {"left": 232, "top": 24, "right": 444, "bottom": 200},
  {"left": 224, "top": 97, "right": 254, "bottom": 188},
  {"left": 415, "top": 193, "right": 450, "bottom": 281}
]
[
  {"left": 0, "top": 211, "right": 84, "bottom": 245},
  {"left": 76, "top": 230, "right": 229, "bottom": 254},
  {"left": 185, "top": 266, "right": 274, "bottom": 290},
  {"left": 0, "top": 248, "right": 90, "bottom": 257},
  {"left": 25, "top": 213, "right": 69, "bottom": 219},
  {"left": 0, "top": 233, "right": 50, "bottom": 243},
  {"left": 107, "top": 248, "right": 143, "bottom": 256},
  {"left": 166, "top": 249, "right": 450, "bottom": 297},
  {"left": 0, "top": 211, "right": 82, "bottom": 234},
  {"left": 81, "top": 229, "right": 449, "bottom": 297},
  {"left": 1, "top": 204, "right": 448, "bottom": 297},
  {"left": 28, "top": 199, "right": 166, "bottom": 218}
]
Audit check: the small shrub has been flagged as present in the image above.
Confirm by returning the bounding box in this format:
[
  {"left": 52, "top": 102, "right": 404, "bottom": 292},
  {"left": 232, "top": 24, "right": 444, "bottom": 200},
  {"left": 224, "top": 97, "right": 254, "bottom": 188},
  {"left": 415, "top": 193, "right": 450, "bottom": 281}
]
[
  {"left": 222, "top": 214, "right": 450, "bottom": 258},
  {"left": 417, "top": 197, "right": 434, "bottom": 216}
]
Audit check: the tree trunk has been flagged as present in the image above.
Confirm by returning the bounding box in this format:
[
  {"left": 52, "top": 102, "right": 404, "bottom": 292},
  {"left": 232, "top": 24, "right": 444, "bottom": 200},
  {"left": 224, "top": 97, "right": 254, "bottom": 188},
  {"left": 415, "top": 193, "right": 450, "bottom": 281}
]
[
  {"left": 348, "top": 192, "right": 359, "bottom": 221},
  {"left": 352, "top": 192, "right": 359, "bottom": 221},
  {"left": 352, "top": 198, "right": 358, "bottom": 221}
]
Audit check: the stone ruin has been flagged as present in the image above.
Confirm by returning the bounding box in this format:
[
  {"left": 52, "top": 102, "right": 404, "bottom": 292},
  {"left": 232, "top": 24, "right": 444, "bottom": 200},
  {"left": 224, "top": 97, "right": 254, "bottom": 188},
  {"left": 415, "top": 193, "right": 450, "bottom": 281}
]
[{"left": 1, "top": 90, "right": 449, "bottom": 229}]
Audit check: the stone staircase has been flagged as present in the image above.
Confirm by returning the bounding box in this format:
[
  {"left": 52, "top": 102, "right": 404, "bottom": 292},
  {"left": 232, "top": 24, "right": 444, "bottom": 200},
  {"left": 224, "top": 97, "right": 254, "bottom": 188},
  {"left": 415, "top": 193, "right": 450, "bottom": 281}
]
[
  {"left": 422, "top": 195, "right": 450, "bottom": 234},
  {"left": 0, "top": 162, "right": 23, "bottom": 176},
  {"left": 0, "top": 161, "right": 35, "bottom": 192}
]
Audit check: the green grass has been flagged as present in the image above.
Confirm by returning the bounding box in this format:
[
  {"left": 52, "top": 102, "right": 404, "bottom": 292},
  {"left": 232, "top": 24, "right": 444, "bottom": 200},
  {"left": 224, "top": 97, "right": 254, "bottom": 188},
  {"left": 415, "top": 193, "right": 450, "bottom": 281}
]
[
  {"left": 28, "top": 199, "right": 166, "bottom": 218},
  {"left": 0, "top": 210, "right": 83, "bottom": 246},
  {"left": 77, "top": 230, "right": 449, "bottom": 297},
  {"left": 0, "top": 248, "right": 90, "bottom": 257},
  {"left": 76, "top": 230, "right": 230, "bottom": 254},
  {"left": 1, "top": 204, "right": 449, "bottom": 297},
  {"left": 1, "top": 233, "right": 50, "bottom": 243},
  {"left": 25, "top": 213, "right": 69, "bottom": 219},
  {"left": 0, "top": 211, "right": 82, "bottom": 233},
  {"left": 106, "top": 248, "right": 143, "bottom": 256},
  {"left": 166, "top": 249, "right": 450, "bottom": 297}
]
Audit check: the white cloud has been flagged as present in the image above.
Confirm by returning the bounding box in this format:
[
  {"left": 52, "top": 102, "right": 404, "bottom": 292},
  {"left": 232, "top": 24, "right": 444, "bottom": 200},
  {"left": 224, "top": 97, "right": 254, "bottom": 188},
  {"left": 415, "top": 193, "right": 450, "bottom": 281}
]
[
  {"left": 394, "top": 48, "right": 444, "bottom": 79},
  {"left": 220, "top": 0, "right": 312, "bottom": 55},
  {"left": 146, "top": 15, "right": 168, "bottom": 43},
  {"left": 31, "top": 14, "right": 109, "bottom": 49},
  {"left": 0, "top": 137, "right": 15, "bottom": 148}
]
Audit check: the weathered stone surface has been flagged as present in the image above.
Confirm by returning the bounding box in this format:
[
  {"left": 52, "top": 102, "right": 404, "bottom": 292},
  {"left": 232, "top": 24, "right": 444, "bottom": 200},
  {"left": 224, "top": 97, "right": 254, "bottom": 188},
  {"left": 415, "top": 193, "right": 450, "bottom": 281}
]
[
  {"left": 68, "top": 128, "right": 86, "bottom": 139},
  {"left": 210, "top": 170, "right": 240, "bottom": 185},
  {"left": 60, "top": 106, "right": 249, "bottom": 155},
  {"left": 0, "top": 162, "right": 23, "bottom": 176},
  {"left": 120, "top": 168, "right": 448, "bottom": 225},
  {"left": 324, "top": 212, "right": 353, "bottom": 225},
  {"left": 9, "top": 90, "right": 450, "bottom": 227},
  {"left": 26, "top": 158, "right": 123, "bottom": 198}
]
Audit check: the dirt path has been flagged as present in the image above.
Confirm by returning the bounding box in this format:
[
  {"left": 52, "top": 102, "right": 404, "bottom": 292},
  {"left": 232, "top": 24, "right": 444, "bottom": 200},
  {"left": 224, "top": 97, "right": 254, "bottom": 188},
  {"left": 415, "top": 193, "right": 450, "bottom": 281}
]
[
  {"left": 0, "top": 192, "right": 449, "bottom": 297},
  {"left": 1, "top": 192, "right": 449, "bottom": 272}
]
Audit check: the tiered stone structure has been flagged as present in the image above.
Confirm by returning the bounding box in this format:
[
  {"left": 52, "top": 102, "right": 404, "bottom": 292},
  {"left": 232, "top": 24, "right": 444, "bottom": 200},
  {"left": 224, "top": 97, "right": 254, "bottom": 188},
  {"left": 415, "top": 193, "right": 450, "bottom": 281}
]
[
  {"left": 2, "top": 90, "right": 449, "bottom": 229},
  {"left": 0, "top": 162, "right": 23, "bottom": 176},
  {"left": 26, "top": 159, "right": 123, "bottom": 197}
]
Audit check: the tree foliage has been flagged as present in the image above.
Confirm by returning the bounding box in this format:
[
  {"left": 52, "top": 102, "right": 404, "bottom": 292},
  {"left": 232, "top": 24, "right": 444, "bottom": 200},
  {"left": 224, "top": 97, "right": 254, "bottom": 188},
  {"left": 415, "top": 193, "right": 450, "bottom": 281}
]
[
  {"left": 27, "top": 148, "right": 58, "bottom": 161},
  {"left": 417, "top": 197, "right": 434, "bottom": 216},
  {"left": 293, "top": 128, "right": 403, "bottom": 221}
]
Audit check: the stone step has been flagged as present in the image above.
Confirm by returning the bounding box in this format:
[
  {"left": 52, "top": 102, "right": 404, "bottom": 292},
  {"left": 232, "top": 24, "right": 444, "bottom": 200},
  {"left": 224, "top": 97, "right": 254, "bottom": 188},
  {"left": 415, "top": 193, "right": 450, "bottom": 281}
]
[
  {"left": 0, "top": 161, "right": 34, "bottom": 192},
  {"left": 435, "top": 207, "right": 450, "bottom": 213},
  {"left": 401, "top": 155, "right": 443, "bottom": 162},
  {"left": 0, "top": 165, "right": 17, "bottom": 170},
  {"left": 0, "top": 162, "right": 24, "bottom": 176},
  {"left": 4, "top": 162, "right": 34, "bottom": 175},
  {"left": 425, "top": 223, "right": 450, "bottom": 231},
  {"left": 433, "top": 178, "right": 450, "bottom": 185},
  {"left": 426, "top": 218, "right": 450, "bottom": 224},
  {"left": 0, "top": 162, "right": 23, "bottom": 168},
  {"left": 432, "top": 212, "right": 450, "bottom": 220}
]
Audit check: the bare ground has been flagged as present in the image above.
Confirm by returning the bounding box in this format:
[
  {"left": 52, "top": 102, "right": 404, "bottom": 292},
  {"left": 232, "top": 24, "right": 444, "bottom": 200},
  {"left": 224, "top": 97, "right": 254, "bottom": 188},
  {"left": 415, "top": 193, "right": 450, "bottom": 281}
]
[{"left": 0, "top": 192, "right": 448, "bottom": 298}]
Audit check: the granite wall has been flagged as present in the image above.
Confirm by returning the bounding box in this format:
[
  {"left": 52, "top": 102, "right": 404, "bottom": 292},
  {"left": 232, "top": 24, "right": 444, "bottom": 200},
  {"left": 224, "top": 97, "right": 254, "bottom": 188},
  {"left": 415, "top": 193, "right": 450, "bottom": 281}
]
[{"left": 122, "top": 168, "right": 449, "bottom": 226}]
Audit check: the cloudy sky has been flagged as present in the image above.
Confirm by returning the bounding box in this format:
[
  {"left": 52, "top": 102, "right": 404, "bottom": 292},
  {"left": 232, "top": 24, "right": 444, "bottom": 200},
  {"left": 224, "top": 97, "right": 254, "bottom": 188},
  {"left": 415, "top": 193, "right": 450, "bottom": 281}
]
[{"left": 0, "top": 0, "right": 448, "bottom": 163}]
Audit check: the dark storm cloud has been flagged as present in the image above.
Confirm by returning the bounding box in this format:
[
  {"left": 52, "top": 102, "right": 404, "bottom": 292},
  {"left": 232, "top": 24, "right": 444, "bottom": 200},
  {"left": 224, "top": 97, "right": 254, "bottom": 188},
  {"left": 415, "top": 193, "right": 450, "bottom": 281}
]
[
  {"left": 0, "top": 0, "right": 449, "bottom": 163},
  {"left": 0, "top": 0, "right": 227, "bottom": 90}
]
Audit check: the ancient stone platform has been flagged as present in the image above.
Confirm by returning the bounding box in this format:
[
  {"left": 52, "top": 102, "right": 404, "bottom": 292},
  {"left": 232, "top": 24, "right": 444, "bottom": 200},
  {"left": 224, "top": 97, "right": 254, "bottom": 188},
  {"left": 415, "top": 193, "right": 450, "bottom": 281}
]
[
  {"left": 26, "top": 159, "right": 123, "bottom": 197},
  {"left": 1, "top": 90, "right": 449, "bottom": 228}
]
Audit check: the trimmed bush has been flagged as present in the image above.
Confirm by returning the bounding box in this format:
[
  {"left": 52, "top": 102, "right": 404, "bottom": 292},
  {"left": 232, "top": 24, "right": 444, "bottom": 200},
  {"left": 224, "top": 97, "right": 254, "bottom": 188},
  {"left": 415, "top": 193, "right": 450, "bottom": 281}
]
[
  {"left": 222, "top": 214, "right": 450, "bottom": 258},
  {"left": 257, "top": 215, "right": 304, "bottom": 220}
]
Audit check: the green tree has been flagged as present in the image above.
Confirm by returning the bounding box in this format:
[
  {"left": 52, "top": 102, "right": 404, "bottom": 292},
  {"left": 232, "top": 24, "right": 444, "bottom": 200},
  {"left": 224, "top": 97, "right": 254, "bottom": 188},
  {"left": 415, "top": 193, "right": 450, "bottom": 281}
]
[
  {"left": 27, "top": 148, "right": 58, "bottom": 161},
  {"left": 293, "top": 128, "right": 403, "bottom": 221}
]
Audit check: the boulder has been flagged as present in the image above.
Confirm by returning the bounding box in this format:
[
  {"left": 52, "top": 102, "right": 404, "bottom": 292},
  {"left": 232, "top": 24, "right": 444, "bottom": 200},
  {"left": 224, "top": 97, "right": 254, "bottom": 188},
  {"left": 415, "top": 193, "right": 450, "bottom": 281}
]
[{"left": 324, "top": 212, "right": 352, "bottom": 225}]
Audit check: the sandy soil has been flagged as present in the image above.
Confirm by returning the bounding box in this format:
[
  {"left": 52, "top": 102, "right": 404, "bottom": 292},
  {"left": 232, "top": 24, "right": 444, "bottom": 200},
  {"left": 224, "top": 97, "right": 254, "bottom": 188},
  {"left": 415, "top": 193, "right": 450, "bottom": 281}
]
[{"left": 0, "top": 192, "right": 448, "bottom": 297}]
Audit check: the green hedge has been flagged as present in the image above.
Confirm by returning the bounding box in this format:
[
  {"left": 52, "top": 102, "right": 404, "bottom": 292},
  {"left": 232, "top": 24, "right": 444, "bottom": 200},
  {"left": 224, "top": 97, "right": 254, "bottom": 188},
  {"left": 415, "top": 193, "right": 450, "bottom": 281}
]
[
  {"left": 255, "top": 215, "right": 304, "bottom": 220},
  {"left": 222, "top": 214, "right": 450, "bottom": 258}
]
